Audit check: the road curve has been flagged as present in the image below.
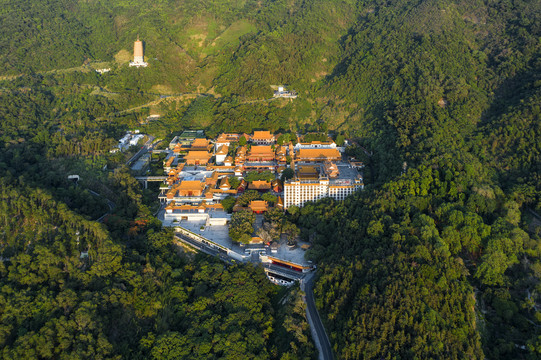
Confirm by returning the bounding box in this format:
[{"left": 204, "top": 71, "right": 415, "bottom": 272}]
[
  {"left": 303, "top": 272, "right": 334, "bottom": 360},
  {"left": 87, "top": 189, "right": 116, "bottom": 222}
]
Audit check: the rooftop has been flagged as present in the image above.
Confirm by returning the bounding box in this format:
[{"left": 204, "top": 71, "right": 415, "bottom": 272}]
[
  {"left": 177, "top": 180, "right": 205, "bottom": 191},
  {"left": 249, "top": 145, "right": 274, "bottom": 154},
  {"left": 216, "top": 133, "right": 240, "bottom": 143},
  {"left": 252, "top": 131, "right": 274, "bottom": 141},
  {"left": 297, "top": 148, "right": 341, "bottom": 160},
  {"left": 184, "top": 151, "right": 211, "bottom": 160},
  {"left": 179, "top": 130, "right": 205, "bottom": 139},
  {"left": 248, "top": 181, "right": 271, "bottom": 190},
  {"left": 191, "top": 138, "right": 210, "bottom": 148},
  {"left": 216, "top": 145, "right": 229, "bottom": 155}
]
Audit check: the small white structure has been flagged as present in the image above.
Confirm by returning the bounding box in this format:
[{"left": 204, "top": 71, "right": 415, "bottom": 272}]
[
  {"left": 164, "top": 207, "right": 230, "bottom": 226},
  {"left": 294, "top": 140, "right": 337, "bottom": 150},
  {"left": 95, "top": 68, "right": 111, "bottom": 74},
  {"left": 129, "top": 134, "right": 144, "bottom": 146},
  {"left": 116, "top": 131, "right": 146, "bottom": 152},
  {"left": 273, "top": 85, "right": 297, "bottom": 99},
  {"left": 118, "top": 133, "right": 132, "bottom": 151}
]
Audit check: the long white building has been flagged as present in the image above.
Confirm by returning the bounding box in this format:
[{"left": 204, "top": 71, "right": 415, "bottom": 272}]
[{"left": 284, "top": 162, "right": 363, "bottom": 208}]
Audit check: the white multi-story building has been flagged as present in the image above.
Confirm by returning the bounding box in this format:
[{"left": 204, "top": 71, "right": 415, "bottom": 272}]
[
  {"left": 283, "top": 163, "right": 363, "bottom": 208},
  {"left": 129, "top": 134, "right": 144, "bottom": 146}
]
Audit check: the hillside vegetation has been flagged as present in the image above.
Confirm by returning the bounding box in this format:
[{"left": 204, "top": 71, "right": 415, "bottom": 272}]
[{"left": 0, "top": 0, "right": 540, "bottom": 359}]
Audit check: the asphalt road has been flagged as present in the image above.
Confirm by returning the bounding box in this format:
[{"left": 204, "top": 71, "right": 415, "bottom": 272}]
[
  {"left": 172, "top": 229, "right": 330, "bottom": 357},
  {"left": 87, "top": 189, "right": 116, "bottom": 222},
  {"left": 126, "top": 135, "right": 155, "bottom": 166},
  {"left": 303, "top": 272, "right": 334, "bottom": 360},
  {"left": 174, "top": 234, "right": 233, "bottom": 264}
]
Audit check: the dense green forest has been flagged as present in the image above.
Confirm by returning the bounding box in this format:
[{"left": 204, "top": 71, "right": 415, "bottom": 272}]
[{"left": 1, "top": 0, "right": 540, "bottom": 359}]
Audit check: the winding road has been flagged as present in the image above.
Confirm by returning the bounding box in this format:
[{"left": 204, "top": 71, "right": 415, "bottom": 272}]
[
  {"left": 87, "top": 189, "right": 116, "bottom": 222},
  {"left": 302, "top": 272, "right": 334, "bottom": 360}
]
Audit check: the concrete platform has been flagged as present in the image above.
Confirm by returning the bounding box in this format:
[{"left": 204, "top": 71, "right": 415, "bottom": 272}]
[{"left": 161, "top": 210, "right": 312, "bottom": 268}]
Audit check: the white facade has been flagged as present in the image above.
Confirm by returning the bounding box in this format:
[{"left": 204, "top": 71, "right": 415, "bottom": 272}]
[
  {"left": 118, "top": 133, "right": 132, "bottom": 151},
  {"left": 294, "top": 141, "right": 336, "bottom": 150},
  {"left": 164, "top": 209, "right": 230, "bottom": 225},
  {"left": 129, "top": 61, "right": 148, "bottom": 68},
  {"left": 284, "top": 179, "right": 363, "bottom": 208},
  {"left": 215, "top": 154, "right": 227, "bottom": 165},
  {"left": 129, "top": 134, "right": 144, "bottom": 146}
]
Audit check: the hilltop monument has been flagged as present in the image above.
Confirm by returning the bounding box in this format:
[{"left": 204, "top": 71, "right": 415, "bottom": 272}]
[{"left": 129, "top": 36, "right": 148, "bottom": 68}]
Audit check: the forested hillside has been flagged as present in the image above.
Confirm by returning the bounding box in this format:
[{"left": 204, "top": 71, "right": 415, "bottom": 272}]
[{"left": 0, "top": 0, "right": 540, "bottom": 359}]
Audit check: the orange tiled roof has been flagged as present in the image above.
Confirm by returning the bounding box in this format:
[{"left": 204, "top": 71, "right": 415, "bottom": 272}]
[
  {"left": 251, "top": 237, "right": 264, "bottom": 244},
  {"left": 297, "top": 148, "right": 341, "bottom": 160},
  {"left": 184, "top": 151, "right": 211, "bottom": 160},
  {"left": 166, "top": 201, "right": 224, "bottom": 211},
  {"left": 216, "top": 145, "right": 229, "bottom": 155},
  {"left": 216, "top": 133, "right": 239, "bottom": 143},
  {"left": 248, "top": 180, "right": 271, "bottom": 190},
  {"left": 178, "top": 180, "right": 205, "bottom": 191},
  {"left": 297, "top": 166, "right": 319, "bottom": 179},
  {"left": 219, "top": 177, "right": 231, "bottom": 189},
  {"left": 252, "top": 131, "right": 274, "bottom": 141},
  {"left": 324, "top": 161, "right": 340, "bottom": 178},
  {"left": 237, "top": 146, "right": 247, "bottom": 155},
  {"left": 191, "top": 138, "right": 210, "bottom": 148},
  {"left": 250, "top": 145, "right": 273, "bottom": 154},
  {"left": 249, "top": 200, "right": 268, "bottom": 212}
]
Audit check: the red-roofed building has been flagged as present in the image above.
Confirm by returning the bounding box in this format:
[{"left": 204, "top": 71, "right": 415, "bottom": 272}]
[
  {"left": 251, "top": 131, "right": 275, "bottom": 145},
  {"left": 247, "top": 146, "right": 275, "bottom": 162}
]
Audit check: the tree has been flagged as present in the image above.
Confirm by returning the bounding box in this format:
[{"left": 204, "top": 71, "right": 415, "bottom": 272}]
[
  {"left": 475, "top": 251, "right": 513, "bottom": 286},
  {"left": 287, "top": 205, "right": 300, "bottom": 217},
  {"left": 245, "top": 171, "right": 274, "bottom": 182},
  {"left": 237, "top": 190, "right": 260, "bottom": 206},
  {"left": 281, "top": 168, "right": 294, "bottom": 182},
  {"left": 283, "top": 222, "right": 300, "bottom": 244},
  {"left": 229, "top": 210, "right": 255, "bottom": 243},
  {"left": 261, "top": 193, "right": 277, "bottom": 204},
  {"left": 264, "top": 207, "right": 284, "bottom": 224},
  {"left": 221, "top": 196, "right": 237, "bottom": 213},
  {"left": 228, "top": 176, "right": 241, "bottom": 190}
]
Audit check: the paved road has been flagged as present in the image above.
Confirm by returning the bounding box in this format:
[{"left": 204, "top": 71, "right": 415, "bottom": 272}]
[
  {"left": 87, "top": 189, "right": 116, "bottom": 222},
  {"left": 303, "top": 272, "right": 334, "bottom": 360},
  {"left": 126, "top": 135, "right": 156, "bottom": 166},
  {"left": 174, "top": 234, "right": 233, "bottom": 264}
]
